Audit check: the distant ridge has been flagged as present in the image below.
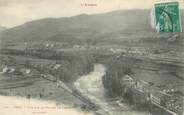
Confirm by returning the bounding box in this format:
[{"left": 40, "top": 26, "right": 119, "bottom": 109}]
[
  {"left": 1, "top": 9, "right": 184, "bottom": 43},
  {"left": 0, "top": 26, "right": 6, "bottom": 32}
]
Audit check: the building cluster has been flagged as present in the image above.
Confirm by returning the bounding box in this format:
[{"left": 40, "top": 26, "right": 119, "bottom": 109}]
[{"left": 121, "top": 75, "right": 183, "bottom": 115}]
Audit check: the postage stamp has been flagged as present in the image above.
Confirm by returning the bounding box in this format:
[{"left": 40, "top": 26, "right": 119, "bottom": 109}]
[{"left": 154, "top": 2, "right": 182, "bottom": 33}]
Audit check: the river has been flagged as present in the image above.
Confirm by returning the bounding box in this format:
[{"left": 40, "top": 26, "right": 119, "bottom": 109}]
[{"left": 74, "top": 64, "right": 149, "bottom": 115}]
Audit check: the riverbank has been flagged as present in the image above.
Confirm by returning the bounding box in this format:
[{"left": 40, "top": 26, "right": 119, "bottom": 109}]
[{"left": 74, "top": 64, "right": 149, "bottom": 115}]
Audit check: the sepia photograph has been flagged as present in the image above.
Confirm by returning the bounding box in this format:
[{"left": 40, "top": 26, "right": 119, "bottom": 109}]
[{"left": 0, "top": 0, "right": 184, "bottom": 115}]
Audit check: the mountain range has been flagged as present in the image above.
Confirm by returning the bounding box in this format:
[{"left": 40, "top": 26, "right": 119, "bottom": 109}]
[
  {"left": 0, "top": 26, "right": 6, "bottom": 32},
  {"left": 1, "top": 9, "right": 184, "bottom": 43}
]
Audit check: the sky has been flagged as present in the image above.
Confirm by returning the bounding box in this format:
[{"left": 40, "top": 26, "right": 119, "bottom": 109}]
[{"left": 0, "top": 0, "right": 184, "bottom": 28}]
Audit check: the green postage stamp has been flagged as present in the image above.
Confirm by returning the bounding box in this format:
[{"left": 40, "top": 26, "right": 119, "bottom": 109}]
[{"left": 154, "top": 2, "right": 182, "bottom": 33}]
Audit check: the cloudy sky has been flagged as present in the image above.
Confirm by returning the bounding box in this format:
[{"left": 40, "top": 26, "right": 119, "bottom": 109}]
[{"left": 0, "top": 0, "right": 184, "bottom": 28}]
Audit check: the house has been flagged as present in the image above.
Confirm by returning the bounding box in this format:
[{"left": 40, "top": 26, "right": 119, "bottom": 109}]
[{"left": 121, "top": 75, "right": 135, "bottom": 87}]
